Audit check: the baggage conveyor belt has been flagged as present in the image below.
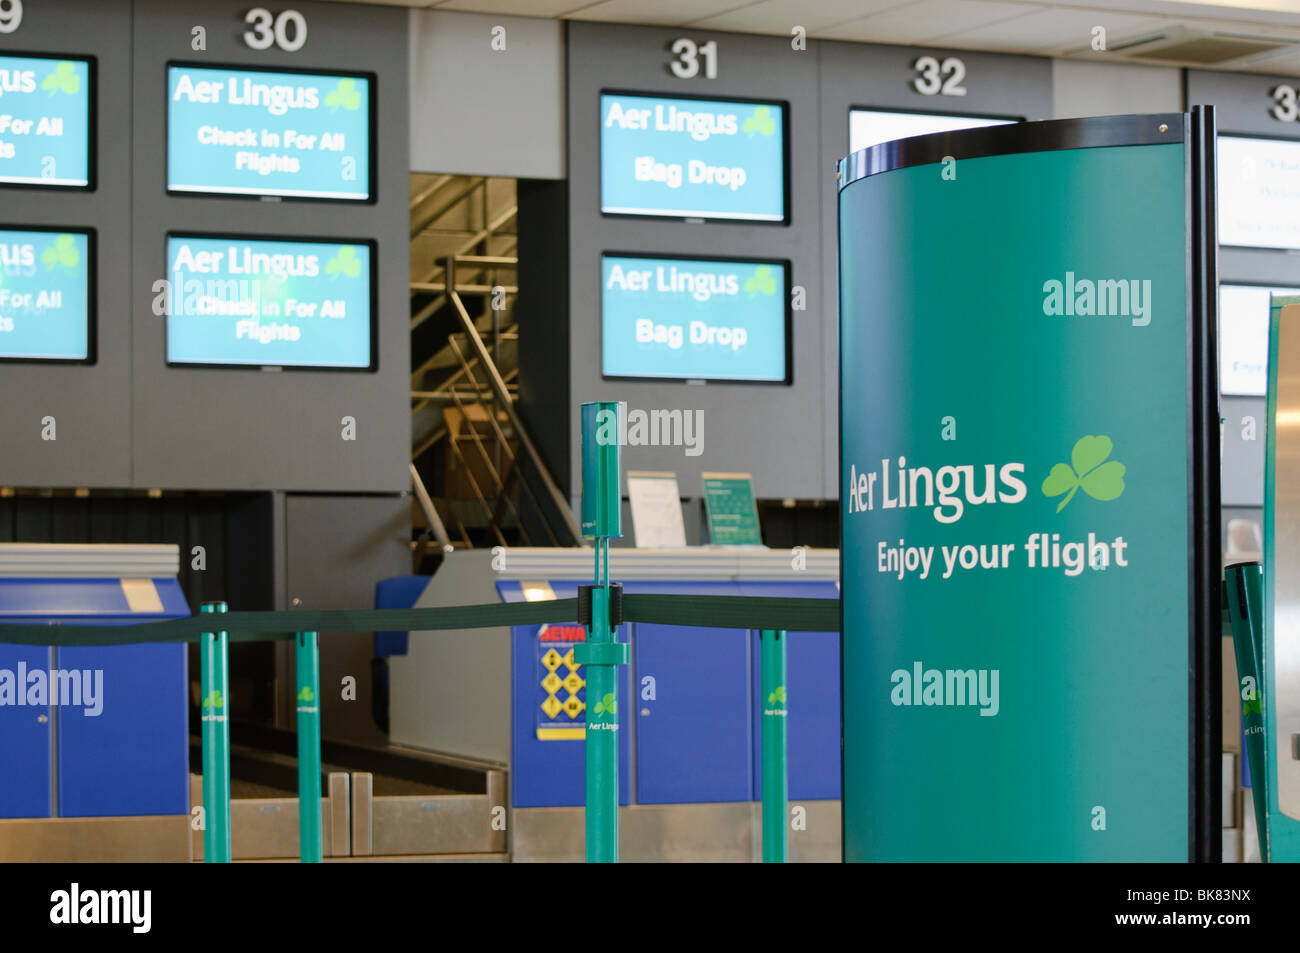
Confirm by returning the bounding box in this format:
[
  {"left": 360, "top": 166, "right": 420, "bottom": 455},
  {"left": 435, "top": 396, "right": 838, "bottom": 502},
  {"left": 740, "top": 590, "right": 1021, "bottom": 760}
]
[{"left": 187, "top": 724, "right": 506, "bottom": 861}]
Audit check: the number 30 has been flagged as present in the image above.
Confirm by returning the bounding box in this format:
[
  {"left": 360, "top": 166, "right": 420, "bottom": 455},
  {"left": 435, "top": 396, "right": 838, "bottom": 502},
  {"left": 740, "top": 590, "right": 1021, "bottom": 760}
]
[{"left": 244, "top": 7, "right": 307, "bottom": 52}]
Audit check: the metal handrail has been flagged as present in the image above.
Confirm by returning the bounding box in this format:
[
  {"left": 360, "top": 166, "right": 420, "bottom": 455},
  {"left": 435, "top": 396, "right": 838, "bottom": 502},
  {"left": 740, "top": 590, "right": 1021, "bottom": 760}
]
[
  {"left": 409, "top": 180, "right": 573, "bottom": 549},
  {"left": 447, "top": 258, "right": 582, "bottom": 546},
  {"left": 408, "top": 463, "right": 454, "bottom": 554}
]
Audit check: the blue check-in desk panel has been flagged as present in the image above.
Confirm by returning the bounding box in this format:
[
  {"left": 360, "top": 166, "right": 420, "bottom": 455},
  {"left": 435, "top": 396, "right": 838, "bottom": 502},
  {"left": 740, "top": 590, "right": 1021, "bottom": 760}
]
[
  {"left": 0, "top": 571, "right": 190, "bottom": 819},
  {"left": 501, "top": 576, "right": 839, "bottom": 808}
]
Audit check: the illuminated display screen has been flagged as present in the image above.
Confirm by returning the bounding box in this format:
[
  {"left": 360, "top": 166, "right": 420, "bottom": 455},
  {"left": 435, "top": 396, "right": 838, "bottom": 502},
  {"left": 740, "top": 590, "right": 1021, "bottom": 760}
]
[
  {"left": 848, "top": 108, "right": 1014, "bottom": 154},
  {"left": 600, "top": 91, "right": 786, "bottom": 222},
  {"left": 1218, "top": 135, "right": 1300, "bottom": 250},
  {"left": 602, "top": 253, "right": 788, "bottom": 383},
  {"left": 1219, "top": 284, "right": 1300, "bottom": 396},
  {"left": 0, "top": 227, "right": 93, "bottom": 362},
  {"left": 0, "top": 53, "right": 93, "bottom": 188},
  {"left": 167, "top": 64, "right": 372, "bottom": 201},
  {"left": 165, "top": 233, "right": 374, "bottom": 369}
]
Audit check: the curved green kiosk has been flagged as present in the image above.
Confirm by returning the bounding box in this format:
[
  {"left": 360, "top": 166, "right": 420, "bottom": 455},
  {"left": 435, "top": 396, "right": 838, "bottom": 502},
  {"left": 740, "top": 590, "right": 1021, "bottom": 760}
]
[{"left": 838, "top": 112, "right": 1220, "bottom": 861}]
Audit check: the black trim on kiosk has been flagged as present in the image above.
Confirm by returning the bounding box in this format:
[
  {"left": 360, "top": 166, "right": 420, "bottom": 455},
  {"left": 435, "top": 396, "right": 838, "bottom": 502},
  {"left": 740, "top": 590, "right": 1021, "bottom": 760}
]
[
  {"left": 1190, "top": 104, "right": 1223, "bottom": 864},
  {"left": 835, "top": 111, "right": 1222, "bottom": 863}
]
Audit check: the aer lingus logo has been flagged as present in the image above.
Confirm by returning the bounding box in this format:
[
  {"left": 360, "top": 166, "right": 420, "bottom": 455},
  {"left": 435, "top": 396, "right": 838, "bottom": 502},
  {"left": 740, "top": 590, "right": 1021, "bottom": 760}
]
[
  {"left": 1041, "top": 435, "right": 1126, "bottom": 512},
  {"left": 741, "top": 105, "right": 776, "bottom": 136},
  {"left": 323, "top": 78, "right": 361, "bottom": 111},
  {"left": 767, "top": 685, "right": 786, "bottom": 705},
  {"left": 325, "top": 246, "right": 361, "bottom": 279},
  {"left": 297, "top": 685, "right": 315, "bottom": 703},
  {"left": 202, "top": 689, "right": 223, "bottom": 711},
  {"left": 592, "top": 692, "right": 617, "bottom": 716},
  {"left": 743, "top": 265, "right": 776, "bottom": 296},
  {"left": 42, "top": 62, "right": 80, "bottom": 96},
  {"left": 325, "top": 78, "right": 361, "bottom": 112},
  {"left": 41, "top": 234, "right": 79, "bottom": 272}
]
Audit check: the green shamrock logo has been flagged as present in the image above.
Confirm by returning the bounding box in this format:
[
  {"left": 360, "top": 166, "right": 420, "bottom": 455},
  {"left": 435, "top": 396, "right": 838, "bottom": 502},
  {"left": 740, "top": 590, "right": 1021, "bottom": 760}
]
[
  {"left": 203, "top": 689, "right": 224, "bottom": 711},
  {"left": 41, "top": 234, "right": 80, "bottom": 271},
  {"left": 42, "top": 62, "right": 80, "bottom": 96},
  {"left": 1041, "top": 435, "right": 1126, "bottom": 513},
  {"left": 767, "top": 686, "right": 787, "bottom": 705},
  {"left": 1242, "top": 697, "right": 1262, "bottom": 718},
  {"left": 742, "top": 105, "right": 776, "bottom": 136},
  {"left": 325, "top": 78, "right": 361, "bottom": 112},
  {"left": 298, "top": 685, "right": 315, "bottom": 703},
  {"left": 743, "top": 265, "right": 777, "bottom": 296},
  {"left": 592, "top": 693, "right": 617, "bottom": 716},
  {"left": 325, "top": 246, "right": 361, "bottom": 280}
]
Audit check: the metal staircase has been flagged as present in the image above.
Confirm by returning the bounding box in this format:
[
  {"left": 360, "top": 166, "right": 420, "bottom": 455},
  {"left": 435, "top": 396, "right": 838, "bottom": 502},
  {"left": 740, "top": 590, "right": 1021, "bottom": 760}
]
[{"left": 408, "top": 174, "right": 578, "bottom": 565}]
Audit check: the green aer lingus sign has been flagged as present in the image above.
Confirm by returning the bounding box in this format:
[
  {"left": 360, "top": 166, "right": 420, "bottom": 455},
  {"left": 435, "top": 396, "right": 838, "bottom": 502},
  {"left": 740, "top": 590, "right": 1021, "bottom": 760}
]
[{"left": 838, "top": 116, "right": 1216, "bottom": 861}]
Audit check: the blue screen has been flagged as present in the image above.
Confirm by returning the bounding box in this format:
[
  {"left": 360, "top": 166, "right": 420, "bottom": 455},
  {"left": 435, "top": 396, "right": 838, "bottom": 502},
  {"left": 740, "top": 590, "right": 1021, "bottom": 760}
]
[
  {"left": 600, "top": 93, "right": 785, "bottom": 222},
  {"left": 165, "top": 235, "right": 372, "bottom": 369},
  {"left": 167, "top": 65, "right": 371, "bottom": 201},
  {"left": 0, "top": 229, "right": 91, "bottom": 361},
  {"left": 602, "top": 255, "right": 787, "bottom": 382},
  {"left": 0, "top": 55, "right": 92, "bottom": 187}
]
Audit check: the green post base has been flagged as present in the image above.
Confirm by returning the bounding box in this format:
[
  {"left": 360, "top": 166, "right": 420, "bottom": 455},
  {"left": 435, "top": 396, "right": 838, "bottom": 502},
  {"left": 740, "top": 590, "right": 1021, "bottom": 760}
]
[
  {"left": 760, "top": 629, "right": 789, "bottom": 863},
  {"left": 199, "top": 602, "right": 232, "bottom": 864},
  {"left": 577, "top": 585, "right": 621, "bottom": 863},
  {"left": 296, "top": 631, "right": 323, "bottom": 863}
]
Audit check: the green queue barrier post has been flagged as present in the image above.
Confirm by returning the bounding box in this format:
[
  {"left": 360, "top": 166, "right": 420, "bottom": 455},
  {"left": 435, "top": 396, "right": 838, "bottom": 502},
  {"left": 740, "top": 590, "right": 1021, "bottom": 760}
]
[
  {"left": 199, "top": 602, "right": 232, "bottom": 864},
  {"left": 574, "top": 400, "right": 628, "bottom": 863},
  {"left": 1224, "top": 563, "right": 1268, "bottom": 861},
  {"left": 760, "top": 629, "right": 789, "bottom": 863},
  {"left": 296, "top": 631, "right": 323, "bottom": 864}
]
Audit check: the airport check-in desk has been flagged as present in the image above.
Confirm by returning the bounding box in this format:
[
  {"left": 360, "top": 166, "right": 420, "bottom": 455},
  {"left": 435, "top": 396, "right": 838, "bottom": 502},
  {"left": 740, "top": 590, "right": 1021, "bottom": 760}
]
[
  {"left": 0, "top": 544, "right": 191, "bottom": 861},
  {"left": 388, "top": 547, "right": 841, "bottom": 862}
]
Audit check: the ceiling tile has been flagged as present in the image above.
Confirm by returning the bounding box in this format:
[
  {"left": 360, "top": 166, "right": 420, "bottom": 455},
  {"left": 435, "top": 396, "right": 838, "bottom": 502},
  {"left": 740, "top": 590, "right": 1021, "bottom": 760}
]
[
  {"left": 563, "top": 0, "right": 746, "bottom": 25},
  {"left": 934, "top": 8, "right": 1169, "bottom": 54},
  {"left": 1033, "top": 0, "right": 1300, "bottom": 28},
  {"left": 1160, "top": 14, "right": 1300, "bottom": 37},
  {"left": 813, "top": 0, "right": 1034, "bottom": 46},
  {"left": 1236, "top": 49, "right": 1300, "bottom": 75},
  {"left": 433, "top": 0, "right": 590, "bottom": 16},
  {"left": 690, "top": 0, "right": 912, "bottom": 35}
]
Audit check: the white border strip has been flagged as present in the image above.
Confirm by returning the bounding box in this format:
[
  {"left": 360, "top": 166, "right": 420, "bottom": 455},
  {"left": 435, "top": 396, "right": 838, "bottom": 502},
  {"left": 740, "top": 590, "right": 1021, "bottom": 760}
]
[
  {"left": 169, "top": 183, "right": 369, "bottom": 200},
  {"left": 601, "top": 205, "right": 782, "bottom": 221}
]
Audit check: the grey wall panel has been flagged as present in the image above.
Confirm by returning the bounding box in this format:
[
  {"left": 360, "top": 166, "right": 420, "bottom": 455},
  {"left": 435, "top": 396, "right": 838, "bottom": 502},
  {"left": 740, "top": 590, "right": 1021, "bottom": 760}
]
[
  {"left": 1052, "top": 59, "right": 1182, "bottom": 119},
  {"left": 1187, "top": 68, "right": 1300, "bottom": 138},
  {"left": 563, "top": 21, "right": 824, "bottom": 502},
  {"left": 819, "top": 42, "right": 1053, "bottom": 498},
  {"left": 130, "top": 0, "right": 409, "bottom": 492},
  {"left": 284, "top": 493, "right": 410, "bottom": 746},
  {"left": 409, "top": 10, "right": 564, "bottom": 179},
  {"left": 0, "top": 0, "right": 132, "bottom": 487},
  {"left": 1222, "top": 396, "right": 1266, "bottom": 508},
  {"left": 1220, "top": 248, "right": 1300, "bottom": 287}
]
